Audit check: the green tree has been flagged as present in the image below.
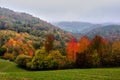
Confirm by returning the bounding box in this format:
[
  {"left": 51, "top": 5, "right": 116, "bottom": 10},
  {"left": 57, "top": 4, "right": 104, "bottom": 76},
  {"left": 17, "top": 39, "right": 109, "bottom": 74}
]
[
  {"left": 0, "top": 47, "right": 7, "bottom": 56},
  {"left": 86, "top": 50, "right": 100, "bottom": 67},
  {"left": 112, "top": 41, "right": 120, "bottom": 66},
  {"left": 15, "top": 54, "right": 32, "bottom": 68},
  {"left": 47, "top": 50, "right": 68, "bottom": 69},
  {"left": 30, "top": 47, "right": 47, "bottom": 70}
]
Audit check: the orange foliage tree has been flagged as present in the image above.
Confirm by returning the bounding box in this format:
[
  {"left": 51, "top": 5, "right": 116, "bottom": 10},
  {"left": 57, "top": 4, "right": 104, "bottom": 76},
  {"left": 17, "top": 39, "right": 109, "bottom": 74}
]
[
  {"left": 78, "top": 36, "right": 91, "bottom": 53},
  {"left": 66, "top": 38, "right": 78, "bottom": 61},
  {"left": 4, "top": 33, "right": 35, "bottom": 59}
]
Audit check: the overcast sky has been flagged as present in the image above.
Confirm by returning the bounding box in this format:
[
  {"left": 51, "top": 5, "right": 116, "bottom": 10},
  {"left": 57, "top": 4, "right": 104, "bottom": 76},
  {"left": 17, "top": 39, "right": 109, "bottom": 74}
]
[{"left": 0, "top": 0, "right": 120, "bottom": 23}]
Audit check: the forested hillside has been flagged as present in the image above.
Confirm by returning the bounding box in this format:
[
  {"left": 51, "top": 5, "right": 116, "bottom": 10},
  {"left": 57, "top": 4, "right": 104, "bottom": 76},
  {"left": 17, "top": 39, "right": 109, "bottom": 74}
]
[
  {"left": 0, "top": 7, "right": 120, "bottom": 70},
  {"left": 0, "top": 7, "right": 73, "bottom": 54},
  {"left": 87, "top": 25, "right": 120, "bottom": 41},
  {"left": 54, "top": 21, "right": 120, "bottom": 41},
  {"left": 53, "top": 21, "right": 103, "bottom": 37}
]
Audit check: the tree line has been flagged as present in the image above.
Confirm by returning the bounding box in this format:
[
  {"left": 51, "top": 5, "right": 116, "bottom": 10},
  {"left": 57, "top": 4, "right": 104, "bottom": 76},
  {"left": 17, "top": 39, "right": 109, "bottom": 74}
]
[{"left": 0, "top": 33, "right": 120, "bottom": 70}]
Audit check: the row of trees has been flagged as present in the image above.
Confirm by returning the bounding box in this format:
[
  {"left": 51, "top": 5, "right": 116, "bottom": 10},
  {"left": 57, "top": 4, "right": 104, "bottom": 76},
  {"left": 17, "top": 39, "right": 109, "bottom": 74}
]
[
  {"left": 67, "top": 35, "right": 120, "bottom": 67},
  {"left": 15, "top": 48, "right": 72, "bottom": 70},
  {"left": 15, "top": 34, "right": 73, "bottom": 70},
  {"left": 0, "top": 33, "right": 120, "bottom": 70}
]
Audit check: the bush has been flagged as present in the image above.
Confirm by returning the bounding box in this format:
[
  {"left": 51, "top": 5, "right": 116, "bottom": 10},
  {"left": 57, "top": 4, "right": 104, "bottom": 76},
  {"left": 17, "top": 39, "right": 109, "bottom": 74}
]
[
  {"left": 44, "top": 56, "right": 58, "bottom": 70},
  {"left": 3, "top": 53, "right": 15, "bottom": 61},
  {"left": 76, "top": 52, "right": 88, "bottom": 68},
  {"left": 28, "top": 49, "right": 71, "bottom": 70},
  {"left": 45, "top": 50, "right": 66, "bottom": 69},
  {"left": 0, "top": 47, "right": 7, "bottom": 56},
  {"left": 30, "top": 47, "right": 47, "bottom": 70},
  {"left": 15, "top": 54, "right": 32, "bottom": 68},
  {"left": 76, "top": 50, "right": 100, "bottom": 68},
  {"left": 86, "top": 50, "right": 100, "bottom": 67}
]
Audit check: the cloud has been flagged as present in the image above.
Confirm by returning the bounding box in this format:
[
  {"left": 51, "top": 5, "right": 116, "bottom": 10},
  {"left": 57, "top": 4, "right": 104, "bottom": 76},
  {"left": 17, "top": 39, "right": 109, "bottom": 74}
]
[{"left": 0, "top": 0, "right": 120, "bottom": 23}]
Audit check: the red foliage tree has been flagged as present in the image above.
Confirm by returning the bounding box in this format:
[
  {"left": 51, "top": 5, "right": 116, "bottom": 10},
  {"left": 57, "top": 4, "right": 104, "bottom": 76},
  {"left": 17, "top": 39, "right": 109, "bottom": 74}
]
[{"left": 66, "top": 38, "right": 78, "bottom": 61}]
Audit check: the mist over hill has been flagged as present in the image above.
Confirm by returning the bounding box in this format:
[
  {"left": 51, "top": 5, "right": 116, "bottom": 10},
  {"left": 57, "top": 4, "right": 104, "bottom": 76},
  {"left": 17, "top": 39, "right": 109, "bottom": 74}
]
[
  {"left": 86, "top": 25, "right": 120, "bottom": 41},
  {"left": 53, "top": 21, "right": 120, "bottom": 41}
]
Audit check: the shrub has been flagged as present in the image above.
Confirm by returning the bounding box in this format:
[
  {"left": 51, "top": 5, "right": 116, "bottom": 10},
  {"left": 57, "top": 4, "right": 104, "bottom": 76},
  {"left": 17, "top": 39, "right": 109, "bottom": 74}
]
[
  {"left": 30, "top": 47, "right": 47, "bottom": 70},
  {"left": 76, "top": 52, "right": 88, "bottom": 68},
  {"left": 47, "top": 50, "right": 70, "bottom": 69},
  {"left": 76, "top": 50, "right": 100, "bottom": 68},
  {"left": 3, "top": 53, "right": 15, "bottom": 61},
  {"left": 28, "top": 49, "right": 71, "bottom": 70},
  {"left": 0, "top": 47, "right": 7, "bottom": 56},
  {"left": 15, "top": 54, "right": 32, "bottom": 68},
  {"left": 86, "top": 50, "right": 100, "bottom": 67},
  {"left": 44, "top": 56, "right": 58, "bottom": 70}
]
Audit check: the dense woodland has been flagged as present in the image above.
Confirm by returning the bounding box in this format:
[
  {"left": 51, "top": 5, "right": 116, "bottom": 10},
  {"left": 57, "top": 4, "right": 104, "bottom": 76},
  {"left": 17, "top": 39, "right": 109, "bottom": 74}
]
[
  {"left": 0, "top": 7, "right": 73, "bottom": 54},
  {"left": 0, "top": 7, "right": 120, "bottom": 70},
  {"left": 0, "top": 32, "right": 120, "bottom": 70}
]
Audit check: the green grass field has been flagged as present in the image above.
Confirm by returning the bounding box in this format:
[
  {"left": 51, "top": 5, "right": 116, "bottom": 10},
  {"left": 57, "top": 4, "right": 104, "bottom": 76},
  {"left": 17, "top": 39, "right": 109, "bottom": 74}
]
[{"left": 0, "top": 59, "right": 120, "bottom": 80}]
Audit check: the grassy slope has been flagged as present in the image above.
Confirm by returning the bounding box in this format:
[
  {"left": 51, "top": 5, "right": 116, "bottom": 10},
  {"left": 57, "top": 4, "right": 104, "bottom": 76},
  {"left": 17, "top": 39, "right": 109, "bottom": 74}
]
[
  {"left": 0, "top": 59, "right": 120, "bottom": 80},
  {"left": 0, "top": 59, "right": 26, "bottom": 72}
]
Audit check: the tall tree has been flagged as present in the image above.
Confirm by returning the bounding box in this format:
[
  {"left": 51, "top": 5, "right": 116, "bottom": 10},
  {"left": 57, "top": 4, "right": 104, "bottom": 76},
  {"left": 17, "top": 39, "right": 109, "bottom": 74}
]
[
  {"left": 90, "top": 35, "right": 107, "bottom": 53},
  {"left": 78, "top": 36, "right": 91, "bottom": 53},
  {"left": 66, "top": 38, "right": 78, "bottom": 61},
  {"left": 45, "top": 34, "right": 55, "bottom": 53},
  {"left": 90, "top": 35, "right": 110, "bottom": 66},
  {"left": 112, "top": 41, "right": 120, "bottom": 66}
]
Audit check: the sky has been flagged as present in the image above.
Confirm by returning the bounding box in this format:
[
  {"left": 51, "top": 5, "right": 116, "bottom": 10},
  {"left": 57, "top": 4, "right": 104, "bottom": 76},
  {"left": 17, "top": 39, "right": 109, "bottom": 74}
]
[{"left": 0, "top": 0, "right": 120, "bottom": 23}]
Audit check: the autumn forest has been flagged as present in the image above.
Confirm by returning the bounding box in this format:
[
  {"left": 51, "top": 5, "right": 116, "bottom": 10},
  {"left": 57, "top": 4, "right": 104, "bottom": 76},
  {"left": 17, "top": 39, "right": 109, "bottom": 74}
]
[{"left": 0, "top": 7, "right": 120, "bottom": 71}]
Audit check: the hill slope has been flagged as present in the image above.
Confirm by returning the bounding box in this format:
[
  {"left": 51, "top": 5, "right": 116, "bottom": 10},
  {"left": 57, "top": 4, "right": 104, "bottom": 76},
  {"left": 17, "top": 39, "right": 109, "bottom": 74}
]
[
  {"left": 0, "top": 7, "right": 73, "bottom": 53},
  {"left": 53, "top": 21, "right": 102, "bottom": 34},
  {"left": 86, "top": 25, "right": 120, "bottom": 41},
  {"left": 0, "top": 59, "right": 26, "bottom": 72},
  {"left": 0, "top": 7, "right": 72, "bottom": 37},
  {"left": 53, "top": 21, "right": 120, "bottom": 41}
]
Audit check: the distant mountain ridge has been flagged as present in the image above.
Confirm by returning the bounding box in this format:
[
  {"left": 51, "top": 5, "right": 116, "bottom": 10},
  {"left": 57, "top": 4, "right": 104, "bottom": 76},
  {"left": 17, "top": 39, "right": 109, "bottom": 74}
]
[
  {"left": 53, "top": 21, "right": 120, "bottom": 41},
  {"left": 86, "top": 25, "right": 120, "bottom": 41},
  {"left": 53, "top": 21, "right": 94, "bottom": 33}
]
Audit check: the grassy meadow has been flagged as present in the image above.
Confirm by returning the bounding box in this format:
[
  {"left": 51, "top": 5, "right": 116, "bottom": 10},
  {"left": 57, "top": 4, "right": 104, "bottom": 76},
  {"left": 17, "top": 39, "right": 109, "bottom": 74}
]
[{"left": 0, "top": 59, "right": 120, "bottom": 80}]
